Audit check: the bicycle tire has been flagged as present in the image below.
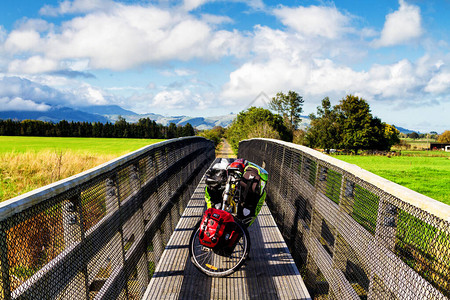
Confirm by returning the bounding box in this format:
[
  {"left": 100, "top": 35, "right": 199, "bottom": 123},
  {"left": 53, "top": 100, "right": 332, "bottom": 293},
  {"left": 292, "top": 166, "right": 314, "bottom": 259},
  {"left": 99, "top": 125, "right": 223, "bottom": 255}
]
[{"left": 189, "top": 219, "right": 250, "bottom": 277}]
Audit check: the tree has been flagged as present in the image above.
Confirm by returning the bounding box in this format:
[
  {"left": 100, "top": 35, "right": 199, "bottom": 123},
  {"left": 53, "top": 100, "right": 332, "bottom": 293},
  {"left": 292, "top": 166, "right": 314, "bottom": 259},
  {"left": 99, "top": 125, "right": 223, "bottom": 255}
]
[
  {"left": 227, "top": 107, "right": 291, "bottom": 152},
  {"left": 333, "top": 95, "right": 380, "bottom": 154},
  {"left": 408, "top": 132, "right": 420, "bottom": 139},
  {"left": 305, "top": 97, "right": 340, "bottom": 150},
  {"left": 437, "top": 130, "right": 450, "bottom": 143},
  {"left": 269, "top": 91, "right": 304, "bottom": 130},
  {"left": 383, "top": 124, "right": 400, "bottom": 149},
  {"left": 167, "top": 123, "right": 177, "bottom": 139},
  {"left": 247, "top": 122, "right": 280, "bottom": 140},
  {"left": 198, "top": 126, "right": 225, "bottom": 147},
  {"left": 182, "top": 123, "right": 195, "bottom": 137}
]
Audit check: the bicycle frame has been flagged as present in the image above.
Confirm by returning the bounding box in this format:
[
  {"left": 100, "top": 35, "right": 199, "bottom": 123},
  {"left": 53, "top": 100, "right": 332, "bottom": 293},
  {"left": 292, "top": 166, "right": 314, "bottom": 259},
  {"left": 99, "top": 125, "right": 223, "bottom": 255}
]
[{"left": 221, "top": 169, "right": 242, "bottom": 214}]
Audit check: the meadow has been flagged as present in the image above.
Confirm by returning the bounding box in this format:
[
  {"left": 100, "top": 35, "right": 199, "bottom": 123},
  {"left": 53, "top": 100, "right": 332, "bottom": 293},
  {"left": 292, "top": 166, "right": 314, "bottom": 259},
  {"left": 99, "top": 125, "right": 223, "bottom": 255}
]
[
  {"left": 0, "top": 136, "right": 165, "bottom": 201},
  {"left": 335, "top": 151, "right": 450, "bottom": 205}
]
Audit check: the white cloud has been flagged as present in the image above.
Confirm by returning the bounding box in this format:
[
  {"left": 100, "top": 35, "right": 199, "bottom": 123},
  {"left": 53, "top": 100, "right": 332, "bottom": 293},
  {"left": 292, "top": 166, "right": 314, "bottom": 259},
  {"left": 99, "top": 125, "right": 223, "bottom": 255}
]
[
  {"left": 425, "top": 71, "right": 450, "bottom": 93},
  {"left": 161, "top": 68, "right": 197, "bottom": 77},
  {"left": 201, "top": 13, "right": 233, "bottom": 25},
  {"left": 372, "top": 0, "right": 423, "bottom": 47},
  {"left": 0, "top": 76, "right": 114, "bottom": 108},
  {"left": 273, "top": 5, "right": 352, "bottom": 39},
  {"left": 4, "top": 30, "right": 41, "bottom": 53},
  {"left": 0, "top": 76, "right": 62, "bottom": 103},
  {"left": 8, "top": 56, "right": 59, "bottom": 74},
  {"left": 128, "top": 87, "right": 213, "bottom": 113},
  {"left": 0, "top": 97, "right": 51, "bottom": 111},
  {"left": 0, "top": 26, "right": 6, "bottom": 42},
  {"left": 221, "top": 35, "right": 450, "bottom": 108},
  {"left": 39, "top": 0, "right": 116, "bottom": 16},
  {"left": 153, "top": 90, "right": 190, "bottom": 109},
  {"left": 364, "top": 59, "right": 420, "bottom": 98},
  {"left": 222, "top": 58, "right": 308, "bottom": 102},
  {"left": 14, "top": 18, "right": 52, "bottom": 32},
  {"left": 221, "top": 22, "right": 371, "bottom": 103},
  {"left": 183, "top": 0, "right": 208, "bottom": 11},
  {"left": 183, "top": 0, "right": 264, "bottom": 11},
  {"left": 72, "top": 84, "right": 109, "bottom": 105},
  {"left": 4, "top": 3, "right": 248, "bottom": 73}
]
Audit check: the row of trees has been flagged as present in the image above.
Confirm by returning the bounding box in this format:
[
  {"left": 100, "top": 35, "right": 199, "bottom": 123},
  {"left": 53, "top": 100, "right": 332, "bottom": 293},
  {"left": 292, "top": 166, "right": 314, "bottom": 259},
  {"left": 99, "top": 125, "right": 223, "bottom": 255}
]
[
  {"left": 0, "top": 117, "right": 195, "bottom": 139},
  {"left": 224, "top": 92, "right": 401, "bottom": 154},
  {"left": 405, "top": 132, "right": 433, "bottom": 139}
]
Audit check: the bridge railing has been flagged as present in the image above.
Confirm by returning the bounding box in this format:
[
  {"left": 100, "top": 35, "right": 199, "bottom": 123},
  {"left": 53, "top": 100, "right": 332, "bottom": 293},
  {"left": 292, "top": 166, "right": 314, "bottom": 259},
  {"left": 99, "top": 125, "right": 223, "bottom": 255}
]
[
  {"left": 0, "top": 137, "right": 214, "bottom": 299},
  {"left": 239, "top": 138, "right": 449, "bottom": 300}
]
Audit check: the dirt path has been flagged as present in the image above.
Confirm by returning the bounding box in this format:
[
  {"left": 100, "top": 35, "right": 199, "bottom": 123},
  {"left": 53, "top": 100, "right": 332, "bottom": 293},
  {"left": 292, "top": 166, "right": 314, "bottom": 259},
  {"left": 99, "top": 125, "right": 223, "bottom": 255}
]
[{"left": 216, "top": 139, "right": 236, "bottom": 158}]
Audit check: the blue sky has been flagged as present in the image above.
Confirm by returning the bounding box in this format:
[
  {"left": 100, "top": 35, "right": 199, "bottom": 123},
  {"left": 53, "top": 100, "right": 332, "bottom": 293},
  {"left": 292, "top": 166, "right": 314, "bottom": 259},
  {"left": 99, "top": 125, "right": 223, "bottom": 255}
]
[{"left": 0, "top": 0, "right": 449, "bottom": 132}]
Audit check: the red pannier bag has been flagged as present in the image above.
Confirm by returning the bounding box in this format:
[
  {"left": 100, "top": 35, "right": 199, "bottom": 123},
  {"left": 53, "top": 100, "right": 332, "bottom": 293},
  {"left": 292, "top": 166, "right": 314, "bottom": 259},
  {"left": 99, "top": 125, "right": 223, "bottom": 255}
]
[{"left": 199, "top": 208, "right": 240, "bottom": 248}]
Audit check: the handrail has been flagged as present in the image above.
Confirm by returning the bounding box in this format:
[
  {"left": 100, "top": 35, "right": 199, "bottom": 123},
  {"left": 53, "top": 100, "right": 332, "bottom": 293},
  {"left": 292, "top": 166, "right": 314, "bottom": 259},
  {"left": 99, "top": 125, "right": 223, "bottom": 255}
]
[
  {"left": 258, "top": 139, "right": 450, "bottom": 222},
  {"left": 0, "top": 137, "right": 197, "bottom": 221}
]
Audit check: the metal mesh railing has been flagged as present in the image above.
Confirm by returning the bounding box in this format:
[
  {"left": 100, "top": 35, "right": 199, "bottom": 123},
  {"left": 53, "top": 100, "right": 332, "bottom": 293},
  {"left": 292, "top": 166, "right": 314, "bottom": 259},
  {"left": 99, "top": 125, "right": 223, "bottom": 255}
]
[
  {"left": 239, "top": 138, "right": 450, "bottom": 300},
  {"left": 0, "top": 137, "right": 214, "bottom": 299}
]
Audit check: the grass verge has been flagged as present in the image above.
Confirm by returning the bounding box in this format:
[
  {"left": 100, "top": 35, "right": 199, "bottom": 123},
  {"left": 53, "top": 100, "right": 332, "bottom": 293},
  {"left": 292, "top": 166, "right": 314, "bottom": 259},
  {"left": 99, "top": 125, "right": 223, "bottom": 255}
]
[
  {"left": 334, "top": 154, "right": 450, "bottom": 205},
  {"left": 0, "top": 137, "right": 165, "bottom": 202}
]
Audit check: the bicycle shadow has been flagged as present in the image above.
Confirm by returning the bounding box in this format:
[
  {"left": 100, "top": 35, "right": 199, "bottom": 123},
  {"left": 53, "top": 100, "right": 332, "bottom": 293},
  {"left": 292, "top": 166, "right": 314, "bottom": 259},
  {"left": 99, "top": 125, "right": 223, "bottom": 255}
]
[{"left": 178, "top": 206, "right": 309, "bottom": 299}]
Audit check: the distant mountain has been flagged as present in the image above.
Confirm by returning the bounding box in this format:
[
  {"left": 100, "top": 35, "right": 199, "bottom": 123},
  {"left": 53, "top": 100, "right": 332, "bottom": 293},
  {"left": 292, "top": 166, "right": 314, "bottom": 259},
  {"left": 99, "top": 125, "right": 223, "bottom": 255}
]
[
  {"left": 107, "top": 113, "right": 238, "bottom": 130},
  {"left": 0, "top": 106, "right": 108, "bottom": 123},
  {"left": 393, "top": 125, "right": 415, "bottom": 134},
  {"left": 0, "top": 103, "right": 313, "bottom": 131},
  {"left": 77, "top": 105, "right": 137, "bottom": 116}
]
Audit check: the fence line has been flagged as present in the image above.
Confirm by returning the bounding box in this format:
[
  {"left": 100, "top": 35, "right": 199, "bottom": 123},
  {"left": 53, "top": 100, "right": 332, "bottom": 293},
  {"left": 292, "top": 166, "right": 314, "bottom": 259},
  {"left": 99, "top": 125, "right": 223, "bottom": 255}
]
[
  {"left": 0, "top": 137, "right": 214, "bottom": 299},
  {"left": 239, "top": 138, "right": 449, "bottom": 300}
]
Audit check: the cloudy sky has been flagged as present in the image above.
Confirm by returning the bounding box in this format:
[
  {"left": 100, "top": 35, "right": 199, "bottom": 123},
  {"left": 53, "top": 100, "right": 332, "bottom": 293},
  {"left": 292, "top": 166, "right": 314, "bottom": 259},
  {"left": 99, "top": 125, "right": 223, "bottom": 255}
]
[{"left": 0, "top": 0, "right": 449, "bottom": 132}]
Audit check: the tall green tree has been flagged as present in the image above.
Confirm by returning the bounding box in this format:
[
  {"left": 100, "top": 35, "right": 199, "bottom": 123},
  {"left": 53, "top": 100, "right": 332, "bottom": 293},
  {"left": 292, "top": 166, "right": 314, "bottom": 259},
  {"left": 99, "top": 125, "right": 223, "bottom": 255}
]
[
  {"left": 269, "top": 91, "right": 304, "bottom": 129},
  {"left": 182, "top": 123, "right": 195, "bottom": 136},
  {"left": 305, "top": 97, "right": 340, "bottom": 150},
  {"left": 334, "top": 95, "right": 378, "bottom": 154},
  {"left": 167, "top": 123, "right": 177, "bottom": 139}
]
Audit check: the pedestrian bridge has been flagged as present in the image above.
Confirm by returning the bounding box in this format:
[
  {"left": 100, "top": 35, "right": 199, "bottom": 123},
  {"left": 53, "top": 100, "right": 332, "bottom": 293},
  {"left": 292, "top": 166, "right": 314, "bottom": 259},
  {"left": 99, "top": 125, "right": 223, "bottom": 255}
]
[{"left": 0, "top": 137, "right": 448, "bottom": 299}]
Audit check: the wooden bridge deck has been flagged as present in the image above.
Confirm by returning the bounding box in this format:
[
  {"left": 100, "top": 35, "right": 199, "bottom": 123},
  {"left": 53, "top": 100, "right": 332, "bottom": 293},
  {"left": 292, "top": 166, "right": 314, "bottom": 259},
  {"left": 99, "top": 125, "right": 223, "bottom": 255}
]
[{"left": 143, "top": 176, "right": 311, "bottom": 299}]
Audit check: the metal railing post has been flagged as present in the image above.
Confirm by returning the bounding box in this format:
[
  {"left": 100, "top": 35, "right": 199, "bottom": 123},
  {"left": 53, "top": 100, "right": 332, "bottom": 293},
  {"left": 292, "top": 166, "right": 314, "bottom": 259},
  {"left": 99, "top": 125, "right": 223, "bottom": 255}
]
[
  {"left": 129, "top": 162, "right": 150, "bottom": 297},
  {"left": 367, "top": 197, "right": 398, "bottom": 299},
  {"left": 0, "top": 221, "right": 11, "bottom": 300},
  {"left": 61, "top": 192, "right": 87, "bottom": 299}
]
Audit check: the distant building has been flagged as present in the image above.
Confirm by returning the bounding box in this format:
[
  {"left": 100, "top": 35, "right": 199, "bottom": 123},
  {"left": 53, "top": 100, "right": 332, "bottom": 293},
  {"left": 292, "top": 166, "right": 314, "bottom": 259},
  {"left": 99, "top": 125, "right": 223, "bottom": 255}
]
[{"left": 430, "top": 143, "right": 450, "bottom": 151}]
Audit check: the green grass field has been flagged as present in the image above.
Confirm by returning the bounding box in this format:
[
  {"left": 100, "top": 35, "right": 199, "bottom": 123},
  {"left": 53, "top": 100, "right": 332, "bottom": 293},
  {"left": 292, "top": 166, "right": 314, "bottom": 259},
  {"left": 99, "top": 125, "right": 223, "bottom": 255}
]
[
  {"left": 335, "top": 153, "right": 450, "bottom": 205},
  {"left": 0, "top": 136, "right": 166, "bottom": 201},
  {"left": 0, "top": 136, "right": 166, "bottom": 155}
]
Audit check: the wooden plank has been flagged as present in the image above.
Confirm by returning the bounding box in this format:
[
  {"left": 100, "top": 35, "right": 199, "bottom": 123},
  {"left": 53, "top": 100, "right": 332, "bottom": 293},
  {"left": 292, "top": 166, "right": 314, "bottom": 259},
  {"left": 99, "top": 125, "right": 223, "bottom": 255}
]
[{"left": 143, "top": 172, "right": 311, "bottom": 299}]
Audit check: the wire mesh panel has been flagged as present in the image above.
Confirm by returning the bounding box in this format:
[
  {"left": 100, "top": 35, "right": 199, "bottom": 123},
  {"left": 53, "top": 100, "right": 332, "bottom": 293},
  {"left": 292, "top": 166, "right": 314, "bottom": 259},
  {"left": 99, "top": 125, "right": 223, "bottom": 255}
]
[
  {"left": 239, "top": 138, "right": 450, "bottom": 300},
  {"left": 0, "top": 137, "right": 214, "bottom": 300}
]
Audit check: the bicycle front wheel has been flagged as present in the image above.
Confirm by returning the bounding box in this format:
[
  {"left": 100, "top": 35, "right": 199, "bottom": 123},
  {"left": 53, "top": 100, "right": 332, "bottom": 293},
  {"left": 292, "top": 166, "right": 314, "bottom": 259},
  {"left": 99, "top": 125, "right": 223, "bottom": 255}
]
[{"left": 189, "top": 220, "right": 250, "bottom": 277}]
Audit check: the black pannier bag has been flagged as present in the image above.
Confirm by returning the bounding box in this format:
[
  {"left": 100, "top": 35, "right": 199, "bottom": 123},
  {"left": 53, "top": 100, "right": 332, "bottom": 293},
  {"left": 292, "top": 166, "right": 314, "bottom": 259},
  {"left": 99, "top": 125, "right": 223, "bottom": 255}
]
[{"left": 205, "top": 167, "right": 227, "bottom": 207}]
